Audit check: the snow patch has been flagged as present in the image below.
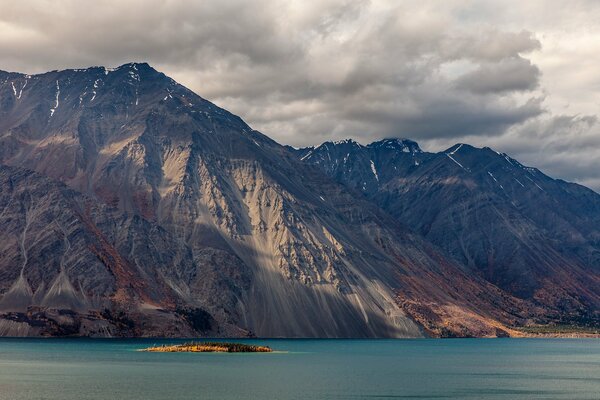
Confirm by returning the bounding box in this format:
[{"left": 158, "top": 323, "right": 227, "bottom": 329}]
[
  {"left": 525, "top": 176, "right": 544, "bottom": 191},
  {"left": 525, "top": 167, "right": 537, "bottom": 175},
  {"left": 449, "top": 143, "right": 463, "bottom": 155},
  {"left": 91, "top": 79, "right": 101, "bottom": 102},
  {"left": 50, "top": 80, "right": 60, "bottom": 117},
  {"left": 300, "top": 150, "right": 314, "bottom": 161},
  {"left": 514, "top": 178, "right": 525, "bottom": 187},
  {"left": 446, "top": 154, "right": 467, "bottom": 171},
  {"left": 17, "top": 78, "right": 27, "bottom": 99},
  {"left": 78, "top": 91, "right": 87, "bottom": 106},
  {"left": 128, "top": 70, "right": 140, "bottom": 82},
  {"left": 370, "top": 160, "right": 379, "bottom": 181},
  {"left": 446, "top": 144, "right": 469, "bottom": 171}
]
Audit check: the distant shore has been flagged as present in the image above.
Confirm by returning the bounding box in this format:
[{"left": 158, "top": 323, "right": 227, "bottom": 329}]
[{"left": 513, "top": 325, "right": 600, "bottom": 338}]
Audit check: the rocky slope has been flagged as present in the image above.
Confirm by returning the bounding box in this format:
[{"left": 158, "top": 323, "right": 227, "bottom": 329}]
[
  {"left": 294, "top": 139, "right": 600, "bottom": 327},
  {"left": 0, "top": 64, "right": 542, "bottom": 337},
  {"left": 0, "top": 164, "right": 254, "bottom": 337}
]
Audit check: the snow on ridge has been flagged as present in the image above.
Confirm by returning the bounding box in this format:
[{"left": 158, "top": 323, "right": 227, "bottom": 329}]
[
  {"left": 333, "top": 139, "right": 352, "bottom": 145},
  {"left": 333, "top": 138, "right": 361, "bottom": 146},
  {"left": 103, "top": 67, "right": 118, "bottom": 75},
  {"left": 448, "top": 143, "right": 464, "bottom": 155},
  {"left": 375, "top": 138, "right": 423, "bottom": 153}
]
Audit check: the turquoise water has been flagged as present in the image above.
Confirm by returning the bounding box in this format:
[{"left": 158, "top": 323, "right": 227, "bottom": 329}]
[{"left": 0, "top": 338, "right": 598, "bottom": 399}]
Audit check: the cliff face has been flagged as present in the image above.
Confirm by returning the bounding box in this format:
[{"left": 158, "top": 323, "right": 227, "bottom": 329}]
[
  {"left": 0, "top": 64, "right": 538, "bottom": 337},
  {"left": 294, "top": 139, "right": 600, "bottom": 327}
]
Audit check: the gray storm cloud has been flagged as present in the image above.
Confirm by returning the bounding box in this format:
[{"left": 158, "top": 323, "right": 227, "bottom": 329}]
[
  {"left": 0, "top": 0, "right": 599, "bottom": 189},
  {"left": 454, "top": 57, "right": 540, "bottom": 94}
]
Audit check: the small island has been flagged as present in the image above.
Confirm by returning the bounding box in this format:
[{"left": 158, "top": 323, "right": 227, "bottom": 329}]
[{"left": 140, "top": 342, "right": 273, "bottom": 353}]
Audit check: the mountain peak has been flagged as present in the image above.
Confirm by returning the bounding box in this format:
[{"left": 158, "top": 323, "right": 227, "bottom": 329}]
[
  {"left": 311, "top": 139, "right": 363, "bottom": 152},
  {"left": 327, "top": 138, "right": 363, "bottom": 148},
  {"left": 333, "top": 138, "right": 359, "bottom": 145},
  {"left": 67, "top": 62, "right": 154, "bottom": 73},
  {"left": 369, "top": 138, "right": 422, "bottom": 153},
  {"left": 444, "top": 143, "right": 472, "bottom": 153}
]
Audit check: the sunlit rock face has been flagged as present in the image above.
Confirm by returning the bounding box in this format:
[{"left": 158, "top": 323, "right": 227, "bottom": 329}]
[
  {"left": 294, "top": 139, "right": 600, "bottom": 327},
  {"left": 0, "top": 64, "right": 537, "bottom": 338}
]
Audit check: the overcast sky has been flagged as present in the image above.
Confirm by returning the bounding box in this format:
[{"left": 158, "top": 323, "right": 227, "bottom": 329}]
[{"left": 1, "top": 0, "right": 599, "bottom": 189}]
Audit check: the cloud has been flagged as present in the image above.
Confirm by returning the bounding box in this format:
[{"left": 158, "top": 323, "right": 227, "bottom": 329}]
[
  {"left": 0, "top": 0, "right": 598, "bottom": 189},
  {"left": 455, "top": 57, "right": 540, "bottom": 94}
]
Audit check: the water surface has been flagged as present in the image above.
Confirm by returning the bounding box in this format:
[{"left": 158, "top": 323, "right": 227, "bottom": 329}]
[{"left": 0, "top": 338, "right": 598, "bottom": 399}]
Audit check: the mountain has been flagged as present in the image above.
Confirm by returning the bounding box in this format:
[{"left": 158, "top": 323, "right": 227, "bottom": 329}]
[
  {"left": 294, "top": 138, "right": 600, "bottom": 327},
  {"left": 0, "top": 63, "right": 542, "bottom": 338}
]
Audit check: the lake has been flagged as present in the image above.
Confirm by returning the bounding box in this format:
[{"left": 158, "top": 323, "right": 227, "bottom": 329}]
[{"left": 0, "top": 338, "right": 598, "bottom": 399}]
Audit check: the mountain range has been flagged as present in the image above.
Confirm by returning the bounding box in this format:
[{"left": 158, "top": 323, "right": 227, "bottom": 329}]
[
  {"left": 0, "top": 63, "right": 596, "bottom": 337},
  {"left": 292, "top": 138, "right": 600, "bottom": 328}
]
